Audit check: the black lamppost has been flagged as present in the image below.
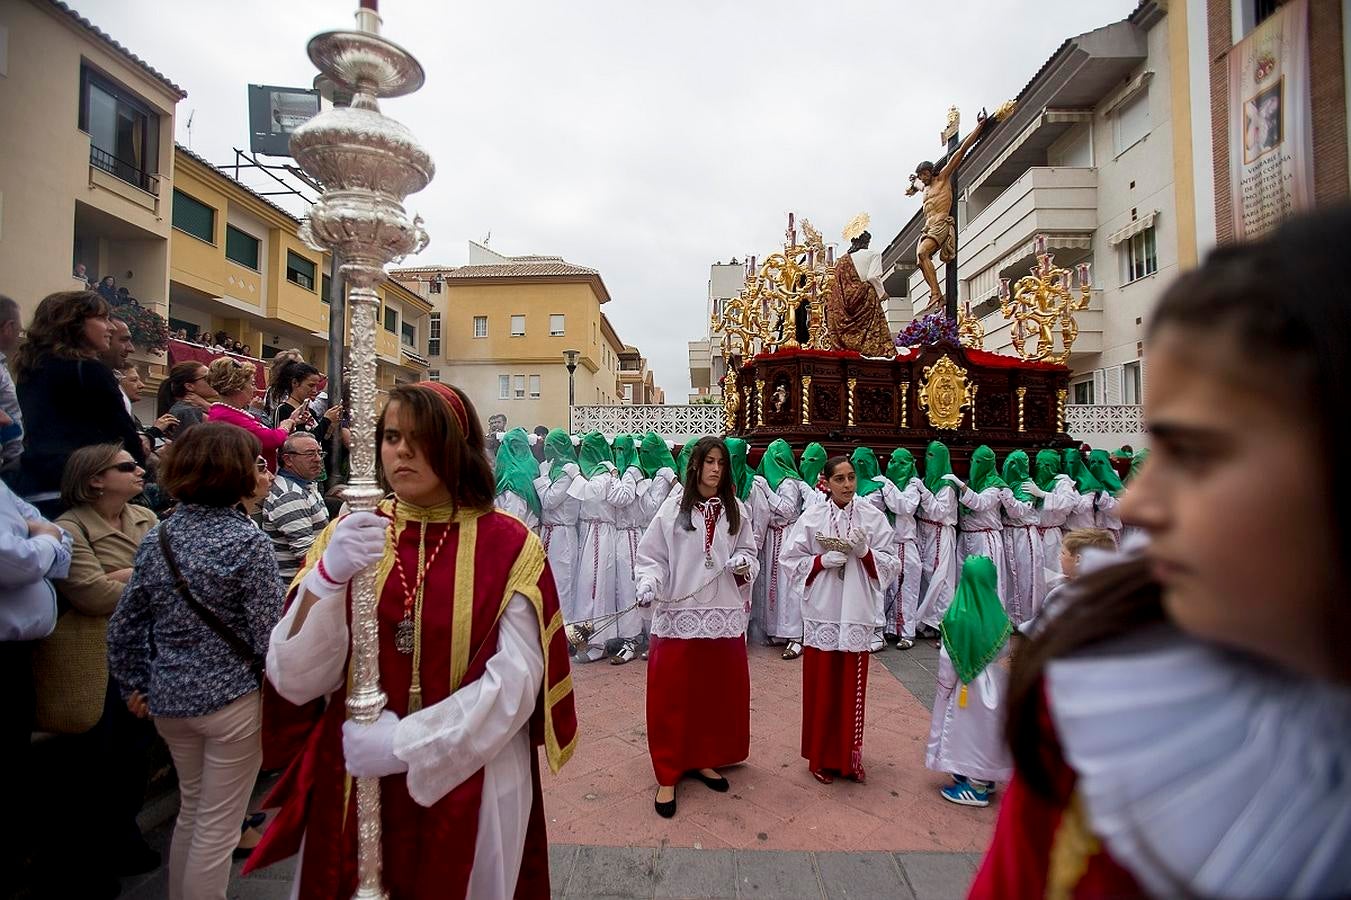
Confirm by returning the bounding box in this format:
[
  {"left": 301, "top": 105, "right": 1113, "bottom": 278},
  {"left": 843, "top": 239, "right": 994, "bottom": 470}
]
[{"left": 563, "top": 348, "right": 580, "bottom": 407}]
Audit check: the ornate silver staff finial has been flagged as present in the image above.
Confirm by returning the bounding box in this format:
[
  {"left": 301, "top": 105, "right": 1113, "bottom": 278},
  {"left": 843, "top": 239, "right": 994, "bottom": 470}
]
[{"left": 289, "top": 2, "right": 433, "bottom": 896}]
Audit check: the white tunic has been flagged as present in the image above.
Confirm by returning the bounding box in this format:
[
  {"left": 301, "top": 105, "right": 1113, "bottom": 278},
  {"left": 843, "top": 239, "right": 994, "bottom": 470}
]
[
  {"left": 267, "top": 585, "right": 543, "bottom": 899},
  {"left": 1001, "top": 491, "right": 1043, "bottom": 627},
  {"left": 780, "top": 498, "right": 899, "bottom": 653},
  {"left": 494, "top": 491, "right": 539, "bottom": 532},
  {"left": 1094, "top": 491, "right": 1123, "bottom": 544},
  {"left": 1063, "top": 488, "right": 1097, "bottom": 531},
  {"left": 532, "top": 471, "right": 582, "bottom": 621},
  {"left": 611, "top": 467, "right": 649, "bottom": 642},
  {"left": 916, "top": 484, "right": 959, "bottom": 629},
  {"left": 957, "top": 487, "right": 1011, "bottom": 606},
  {"left": 925, "top": 642, "right": 1013, "bottom": 783},
  {"left": 877, "top": 475, "right": 925, "bottom": 639},
  {"left": 567, "top": 470, "right": 636, "bottom": 646},
  {"left": 749, "top": 475, "right": 805, "bottom": 642},
  {"left": 1035, "top": 475, "right": 1080, "bottom": 582},
  {"left": 635, "top": 495, "right": 758, "bottom": 640}
]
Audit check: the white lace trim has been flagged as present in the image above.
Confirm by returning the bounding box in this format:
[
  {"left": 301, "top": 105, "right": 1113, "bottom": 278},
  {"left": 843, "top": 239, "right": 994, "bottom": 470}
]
[
  {"left": 803, "top": 618, "right": 874, "bottom": 653},
  {"left": 651, "top": 605, "right": 747, "bottom": 640}
]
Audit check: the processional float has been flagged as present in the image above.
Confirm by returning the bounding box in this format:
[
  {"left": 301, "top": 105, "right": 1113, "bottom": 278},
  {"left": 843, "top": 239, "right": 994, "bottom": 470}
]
[{"left": 290, "top": 1, "right": 432, "bottom": 896}]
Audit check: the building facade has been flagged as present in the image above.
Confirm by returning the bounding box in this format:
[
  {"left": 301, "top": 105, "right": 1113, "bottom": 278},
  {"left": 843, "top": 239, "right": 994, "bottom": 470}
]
[
  {"left": 687, "top": 260, "right": 746, "bottom": 403},
  {"left": 0, "top": 0, "right": 183, "bottom": 321}
]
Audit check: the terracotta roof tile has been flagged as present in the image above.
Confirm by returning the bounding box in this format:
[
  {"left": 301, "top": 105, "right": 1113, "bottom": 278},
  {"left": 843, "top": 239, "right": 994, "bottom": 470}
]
[{"left": 46, "top": 0, "right": 186, "bottom": 99}]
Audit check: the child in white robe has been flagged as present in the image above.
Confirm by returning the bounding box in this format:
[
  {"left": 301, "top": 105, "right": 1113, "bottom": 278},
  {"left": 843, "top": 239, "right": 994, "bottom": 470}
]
[
  {"left": 876, "top": 447, "right": 925, "bottom": 649},
  {"left": 916, "top": 441, "right": 959, "bottom": 633},
  {"left": 493, "top": 427, "right": 541, "bottom": 531},
  {"left": 532, "top": 429, "right": 583, "bottom": 622}
]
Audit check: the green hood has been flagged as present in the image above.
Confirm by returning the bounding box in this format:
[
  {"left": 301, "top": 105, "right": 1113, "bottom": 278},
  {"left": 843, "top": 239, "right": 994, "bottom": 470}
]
[
  {"left": 941, "top": 555, "right": 1012, "bottom": 684},
  {"left": 923, "top": 441, "right": 954, "bottom": 495},
  {"left": 1063, "top": 448, "right": 1103, "bottom": 494},
  {"left": 1032, "top": 449, "right": 1062, "bottom": 500},
  {"left": 758, "top": 439, "right": 802, "bottom": 492},
  {"left": 612, "top": 434, "right": 640, "bottom": 475},
  {"left": 800, "top": 443, "right": 828, "bottom": 488},
  {"left": 638, "top": 432, "right": 677, "bottom": 479},
  {"left": 1001, "top": 450, "right": 1033, "bottom": 504},
  {"left": 1128, "top": 447, "right": 1150, "bottom": 483},
  {"left": 724, "top": 437, "right": 753, "bottom": 501},
  {"left": 962, "top": 445, "right": 1008, "bottom": 514},
  {"left": 886, "top": 447, "right": 917, "bottom": 487},
  {"left": 676, "top": 441, "right": 697, "bottom": 485},
  {"left": 1087, "top": 449, "right": 1124, "bottom": 497},
  {"left": 850, "top": 446, "right": 885, "bottom": 497},
  {"left": 544, "top": 428, "right": 579, "bottom": 482},
  {"left": 494, "top": 428, "right": 541, "bottom": 519},
  {"left": 578, "top": 432, "right": 613, "bottom": 478}
]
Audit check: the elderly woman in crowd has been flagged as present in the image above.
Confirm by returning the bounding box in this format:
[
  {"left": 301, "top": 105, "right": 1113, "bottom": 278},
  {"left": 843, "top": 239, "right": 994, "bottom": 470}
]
[
  {"left": 47, "top": 443, "right": 159, "bottom": 893},
  {"left": 205, "top": 357, "right": 297, "bottom": 472},
  {"left": 107, "top": 423, "right": 283, "bottom": 900}
]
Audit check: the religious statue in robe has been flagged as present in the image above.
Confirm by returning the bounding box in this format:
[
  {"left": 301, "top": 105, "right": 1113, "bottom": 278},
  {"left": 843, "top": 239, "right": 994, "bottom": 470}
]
[{"left": 826, "top": 225, "right": 896, "bottom": 358}]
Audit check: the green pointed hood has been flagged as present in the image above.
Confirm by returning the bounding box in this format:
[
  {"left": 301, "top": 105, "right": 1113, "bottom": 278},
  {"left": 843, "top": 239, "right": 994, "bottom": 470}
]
[
  {"left": 544, "top": 428, "right": 579, "bottom": 482},
  {"left": 758, "top": 439, "right": 802, "bottom": 492},
  {"left": 494, "top": 428, "right": 542, "bottom": 519},
  {"left": 724, "top": 437, "right": 753, "bottom": 501},
  {"left": 638, "top": 432, "right": 676, "bottom": 479},
  {"left": 1001, "top": 450, "right": 1033, "bottom": 504},
  {"left": 676, "top": 441, "right": 697, "bottom": 485},
  {"left": 923, "top": 441, "right": 954, "bottom": 495},
  {"left": 612, "top": 434, "right": 640, "bottom": 475},
  {"left": 799, "top": 443, "right": 828, "bottom": 488},
  {"left": 578, "top": 431, "right": 613, "bottom": 477},
  {"left": 1128, "top": 447, "right": 1150, "bottom": 483},
  {"left": 850, "top": 446, "right": 885, "bottom": 497},
  {"left": 1063, "top": 448, "right": 1103, "bottom": 494},
  {"left": 962, "top": 445, "right": 1008, "bottom": 514},
  {"left": 1087, "top": 449, "right": 1124, "bottom": 497},
  {"left": 1032, "top": 449, "right": 1062, "bottom": 499},
  {"left": 886, "top": 447, "right": 917, "bottom": 487},
  {"left": 941, "top": 555, "right": 1012, "bottom": 684}
]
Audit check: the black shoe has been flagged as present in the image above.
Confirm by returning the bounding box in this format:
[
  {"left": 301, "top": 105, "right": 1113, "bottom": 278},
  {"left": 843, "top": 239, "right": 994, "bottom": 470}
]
[
  {"left": 654, "top": 792, "right": 677, "bottom": 819},
  {"left": 690, "top": 770, "right": 730, "bottom": 792}
]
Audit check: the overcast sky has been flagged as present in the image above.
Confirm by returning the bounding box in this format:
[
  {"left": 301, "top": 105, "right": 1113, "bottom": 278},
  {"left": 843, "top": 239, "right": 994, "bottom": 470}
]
[{"left": 78, "top": 0, "right": 1135, "bottom": 399}]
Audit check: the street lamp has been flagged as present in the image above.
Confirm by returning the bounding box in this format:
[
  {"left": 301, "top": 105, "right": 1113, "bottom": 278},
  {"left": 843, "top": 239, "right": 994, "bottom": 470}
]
[{"left": 563, "top": 348, "right": 580, "bottom": 407}]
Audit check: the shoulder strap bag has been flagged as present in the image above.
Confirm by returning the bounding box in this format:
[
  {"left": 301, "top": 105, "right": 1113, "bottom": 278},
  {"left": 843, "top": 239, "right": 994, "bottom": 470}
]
[{"left": 158, "top": 525, "right": 264, "bottom": 683}]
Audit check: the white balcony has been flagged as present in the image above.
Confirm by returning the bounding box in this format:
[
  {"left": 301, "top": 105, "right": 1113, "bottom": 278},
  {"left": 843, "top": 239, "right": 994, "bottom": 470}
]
[{"left": 961, "top": 167, "right": 1098, "bottom": 283}]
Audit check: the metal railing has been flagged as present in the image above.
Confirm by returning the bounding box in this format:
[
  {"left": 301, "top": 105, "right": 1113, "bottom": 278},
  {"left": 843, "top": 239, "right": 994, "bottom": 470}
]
[
  {"left": 89, "top": 145, "right": 160, "bottom": 196},
  {"left": 569, "top": 404, "right": 725, "bottom": 441}
]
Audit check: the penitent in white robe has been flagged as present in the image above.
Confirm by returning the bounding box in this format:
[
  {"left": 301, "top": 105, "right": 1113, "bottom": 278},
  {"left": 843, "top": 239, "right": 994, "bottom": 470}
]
[
  {"left": 1062, "top": 489, "right": 1097, "bottom": 532},
  {"left": 925, "top": 642, "right": 1013, "bottom": 784},
  {"left": 568, "top": 470, "right": 636, "bottom": 654},
  {"left": 1034, "top": 475, "right": 1080, "bottom": 582},
  {"left": 611, "top": 467, "right": 650, "bottom": 645},
  {"left": 1001, "top": 493, "right": 1044, "bottom": 627},
  {"left": 916, "top": 484, "right": 959, "bottom": 630},
  {"left": 267, "top": 586, "right": 543, "bottom": 899},
  {"left": 749, "top": 475, "right": 806, "bottom": 644},
  {"left": 877, "top": 475, "right": 926, "bottom": 640},
  {"left": 494, "top": 491, "right": 539, "bottom": 532},
  {"left": 533, "top": 470, "right": 582, "bottom": 621},
  {"left": 1095, "top": 491, "right": 1123, "bottom": 545},
  {"left": 780, "top": 497, "right": 899, "bottom": 653},
  {"left": 957, "top": 487, "right": 1014, "bottom": 607}
]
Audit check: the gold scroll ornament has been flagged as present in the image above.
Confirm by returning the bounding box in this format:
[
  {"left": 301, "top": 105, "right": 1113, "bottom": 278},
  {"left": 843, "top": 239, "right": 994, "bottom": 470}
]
[{"left": 917, "top": 355, "right": 974, "bottom": 431}]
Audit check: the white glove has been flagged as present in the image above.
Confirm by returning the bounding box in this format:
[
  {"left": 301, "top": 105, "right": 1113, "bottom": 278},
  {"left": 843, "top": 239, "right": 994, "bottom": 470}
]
[
  {"left": 1023, "top": 480, "right": 1047, "bottom": 498},
  {"left": 872, "top": 475, "right": 888, "bottom": 484},
  {"left": 636, "top": 585, "right": 656, "bottom": 607},
  {"left": 539, "top": 460, "right": 551, "bottom": 478},
  {"left": 600, "top": 460, "right": 617, "bottom": 473},
  {"left": 849, "top": 528, "right": 870, "bottom": 557},
  {"left": 527, "top": 433, "right": 540, "bottom": 446},
  {"left": 729, "top": 553, "right": 753, "bottom": 577},
  {"left": 571, "top": 435, "right": 582, "bottom": 447},
  {"left": 563, "top": 462, "right": 581, "bottom": 479},
  {"left": 312, "top": 511, "right": 387, "bottom": 588},
  {"left": 819, "top": 550, "right": 847, "bottom": 569},
  {"left": 342, "top": 710, "right": 408, "bottom": 778},
  {"left": 941, "top": 473, "right": 966, "bottom": 491},
  {"left": 657, "top": 467, "right": 676, "bottom": 483}
]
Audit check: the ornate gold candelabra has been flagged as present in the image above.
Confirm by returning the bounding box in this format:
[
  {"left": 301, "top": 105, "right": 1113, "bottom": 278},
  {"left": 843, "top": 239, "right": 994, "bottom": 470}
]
[
  {"left": 957, "top": 301, "right": 985, "bottom": 350},
  {"left": 998, "top": 235, "right": 1092, "bottom": 366},
  {"left": 290, "top": 4, "right": 433, "bottom": 897}
]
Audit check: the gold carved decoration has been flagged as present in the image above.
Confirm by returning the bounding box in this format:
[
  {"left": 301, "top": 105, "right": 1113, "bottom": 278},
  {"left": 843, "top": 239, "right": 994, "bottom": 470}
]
[
  {"left": 754, "top": 377, "right": 765, "bottom": 427},
  {"left": 801, "top": 375, "right": 812, "bottom": 425},
  {"left": 1056, "top": 388, "right": 1068, "bottom": 433},
  {"left": 1016, "top": 386, "right": 1028, "bottom": 432},
  {"left": 917, "top": 355, "right": 974, "bottom": 431},
  {"left": 723, "top": 366, "right": 740, "bottom": 434},
  {"left": 846, "top": 377, "right": 858, "bottom": 426},
  {"left": 957, "top": 302, "right": 985, "bottom": 350},
  {"left": 899, "top": 381, "right": 910, "bottom": 428},
  {"left": 968, "top": 383, "right": 979, "bottom": 431},
  {"left": 999, "top": 235, "right": 1092, "bottom": 366}
]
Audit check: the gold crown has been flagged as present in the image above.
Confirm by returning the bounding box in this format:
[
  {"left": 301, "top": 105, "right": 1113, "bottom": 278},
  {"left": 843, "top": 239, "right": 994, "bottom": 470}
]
[{"left": 842, "top": 213, "right": 870, "bottom": 242}]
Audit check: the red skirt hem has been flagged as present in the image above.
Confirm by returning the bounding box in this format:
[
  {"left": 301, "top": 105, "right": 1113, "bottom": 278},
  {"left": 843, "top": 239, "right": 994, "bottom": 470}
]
[
  {"left": 646, "top": 635, "right": 750, "bottom": 786},
  {"left": 801, "top": 647, "right": 869, "bottom": 778}
]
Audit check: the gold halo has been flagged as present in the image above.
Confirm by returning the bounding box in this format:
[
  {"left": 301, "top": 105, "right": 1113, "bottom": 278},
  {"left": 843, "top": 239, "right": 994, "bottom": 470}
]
[{"left": 842, "top": 213, "right": 870, "bottom": 242}]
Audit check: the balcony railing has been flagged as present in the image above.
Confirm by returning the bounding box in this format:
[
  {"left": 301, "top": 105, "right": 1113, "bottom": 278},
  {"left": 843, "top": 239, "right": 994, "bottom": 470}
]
[
  {"left": 90, "top": 145, "right": 160, "bottom": 196},
  {"left": 1066, "top": 404, "right": 1144, "bottom": 442},
  {"left": 570, "top": 404, "right": 725, "bottom": 441}
]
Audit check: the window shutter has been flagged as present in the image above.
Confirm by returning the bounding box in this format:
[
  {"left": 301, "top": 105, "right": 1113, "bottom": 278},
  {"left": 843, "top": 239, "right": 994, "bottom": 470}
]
[
  {"left": 1092, "top": 369, "right": 1107, "bottom": 406},
  {"left": 1103, "top": 365, "right": 1123, "bottom": 405}
]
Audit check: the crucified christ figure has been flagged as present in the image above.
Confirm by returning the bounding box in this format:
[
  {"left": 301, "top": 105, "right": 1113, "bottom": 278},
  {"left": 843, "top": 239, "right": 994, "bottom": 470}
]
[{"left": 906, "top": 109, "right": 993, "bottom": 316}]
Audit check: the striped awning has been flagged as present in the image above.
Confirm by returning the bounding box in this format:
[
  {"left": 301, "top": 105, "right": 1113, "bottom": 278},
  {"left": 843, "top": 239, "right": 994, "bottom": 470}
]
[
  {"left": 967, "top": 233, "right": 1094, "bottom": 303},
  {"left": 1107, "top": 211, "right": 1158, "bottom": 246}
]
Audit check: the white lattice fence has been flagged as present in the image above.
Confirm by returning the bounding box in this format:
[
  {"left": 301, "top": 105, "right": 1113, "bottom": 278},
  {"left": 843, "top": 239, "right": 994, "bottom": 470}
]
[
  {"left": 569, "top": 404, "right": 725, "bottom": 442},
  {"left": 1066, "top": 404, "right": 1146, "bottom": 449}
]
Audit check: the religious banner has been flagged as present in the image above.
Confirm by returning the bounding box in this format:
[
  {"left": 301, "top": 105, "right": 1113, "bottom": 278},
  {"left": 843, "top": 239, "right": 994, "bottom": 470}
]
[{"left": 1227, "top": 0, "right": 1313, "bottom": 241}]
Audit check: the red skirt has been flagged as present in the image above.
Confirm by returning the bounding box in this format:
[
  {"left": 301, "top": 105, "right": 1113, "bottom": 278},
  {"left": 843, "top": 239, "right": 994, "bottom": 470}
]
[
  {"left": 646, "top": 635, "right": 750, "bottom": 786},
  {"left": 801, "top": 647, "right": 869, "bottom": 778}
]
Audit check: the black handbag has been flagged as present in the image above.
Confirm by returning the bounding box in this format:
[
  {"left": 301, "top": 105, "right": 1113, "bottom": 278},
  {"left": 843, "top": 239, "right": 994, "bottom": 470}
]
[{"left": 158, "top": 526, "right": 264, "bottom": 682}]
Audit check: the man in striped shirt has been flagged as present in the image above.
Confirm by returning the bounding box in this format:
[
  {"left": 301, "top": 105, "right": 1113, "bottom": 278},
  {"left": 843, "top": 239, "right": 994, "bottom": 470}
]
[{"left": 262, "top": 433, "right": 330, "bottom": 587}]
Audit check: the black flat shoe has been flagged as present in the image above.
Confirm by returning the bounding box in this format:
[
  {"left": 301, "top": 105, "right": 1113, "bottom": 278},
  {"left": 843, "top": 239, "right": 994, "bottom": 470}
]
[
  {"left": 654, "top": 794, "right": 677, "bottom": 818},
  {"left": 690, "top": 770, "right": 730, "bottom": 792}
]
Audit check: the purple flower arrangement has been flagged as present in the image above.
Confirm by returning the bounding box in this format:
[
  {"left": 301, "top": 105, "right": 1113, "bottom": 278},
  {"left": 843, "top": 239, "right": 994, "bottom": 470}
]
[{"left": 895, "top": 312, "right": 959, "bottom": 349}]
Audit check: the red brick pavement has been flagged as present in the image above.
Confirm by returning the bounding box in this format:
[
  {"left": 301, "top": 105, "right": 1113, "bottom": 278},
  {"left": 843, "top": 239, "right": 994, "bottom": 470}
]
[{"left": 539, "top": 644, "right": 996, "bottom": 854}]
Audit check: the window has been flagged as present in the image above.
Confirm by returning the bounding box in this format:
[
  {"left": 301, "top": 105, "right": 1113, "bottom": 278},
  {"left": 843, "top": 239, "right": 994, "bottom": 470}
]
[
  {"left": 510, "top": 314, "right": 525, "bottom": 336},
  {"left": 1072, "top": 378, "right": 1095, "bottom": 405},
  {"left": 427, "top": 369, "right": 441, "bottom": 382},
  {"left": 286, "top": 251, "right": 317, "bottom": 290},
  {"left": 429, "top": 278, "right": 442, "bottom": 294},
  {"left": 172, "top": 190, "right": 214, "bottom": 243},
  {"left": 401, "top": 321, "right": 416, "bottom": 347},
  {"left": 624, "top": 384, "right": 634, "bottom": 403},
  {"left": 225, "top": 225, "right": 260, "bottom": 270},
  {"left": 1113, "top": 89, "right": 1150, "bottom": 156},
  {"left": 428, "top": 313, "right": 441, "bottom": 356},
  {"left": 383, "top": 307, "right": 398, "bottom": 333},
  {"left": 514, "top": 375, "right": 525, "bottom": 399},
  {"left": 1123, "top": 361, "right": 1142, "bottom": 405},
  {"left": 321, "top": 274, "right": 332, "bottom": 304},
  {"left": 1254, "top": 0, "right": 1279, "bottom": 26},
  {"left": 80, "top": 65, "right": 160, "bottom": 192},
  {"left": 1123, "top": 227, "right": 1158, "bottom": 283},
  {"left": 473, "top": 316, "right": 488, "bottom": 338},
  {"left": 549, "top": 314, "right": 565, "bottom": 336},
  {"left": 499, "top": 375, "right": 510, "bottom": 399},
  {"left": 529, "top": 375, "right": 541, "bottom": 399}
]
